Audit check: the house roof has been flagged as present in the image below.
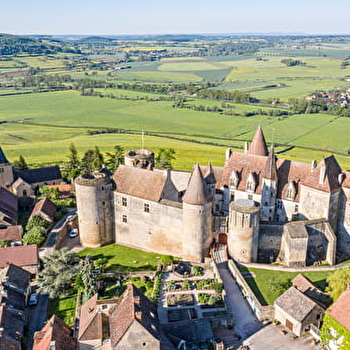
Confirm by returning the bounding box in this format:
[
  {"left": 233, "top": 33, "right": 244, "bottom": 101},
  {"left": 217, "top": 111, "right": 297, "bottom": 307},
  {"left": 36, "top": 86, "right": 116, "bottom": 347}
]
[
  {"left": 78, "top": 294, "right": 103, "bottom": 341},
  {"left": 113, "top": 165, "right": 179, "bottom": 203},
  {"left": 0, "top": 226, "right": 22, "bottom": 243},
  {"left": 16, "top": 166, "right": 62, "bottom": 185},
  {"left": 182, "top": 164, "right": 209, "bottom": 205},
  {"left": 0, "top": 245, "right": 39, "bottom": 268},
  {"left": 0, "top": 336, "right": 21, "bottom": 350},
  {"left": 33, "top": 315, "right": 77, "bottom": 350},
  {"left": 247, "top": 125, "right": 268, "bottom": 156},
  {"left": 109, "top": 283, "right": 162, "bottom": 348},
  {"left": 0, "top": 288, "right": 26, "bottom": 311},
  {"left": 274, "top": 286, "right": 320, "bottom": 322},
  {"left": 327, "top": 285, "right": 350, "bottom": 331},
  {"left": 29, "top": 197, "right": 57, "bottom": 221},
  {"left": 0, "top": 147, "right": 9, "bottom": 164},
  {"left": 262, "top": 147, "right": 277, "bottom": 180},
  {"left": 0, "top": 187, "right": 18, "bottom": 223},
  {"left": 45, "top": 184, "right": 73, "bottom": 193},
  {"left": 0, "top": 263, "right": 31, "bottom": 292},
  {"left": 0, "top": 305, "right": 24, "bottom": 343}
]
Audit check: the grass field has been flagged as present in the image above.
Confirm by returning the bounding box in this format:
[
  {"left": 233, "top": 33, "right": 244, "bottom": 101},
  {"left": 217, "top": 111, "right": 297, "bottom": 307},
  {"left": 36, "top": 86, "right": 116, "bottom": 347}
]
[
  {"left": 48, "top": 289, "right": 76, "bottom": 326},
  {"left": 240, "top": 266, "right": 333, "bottom": 305},
  {"left": 1, "top": 90, "right": 350, "bottom": 169}
]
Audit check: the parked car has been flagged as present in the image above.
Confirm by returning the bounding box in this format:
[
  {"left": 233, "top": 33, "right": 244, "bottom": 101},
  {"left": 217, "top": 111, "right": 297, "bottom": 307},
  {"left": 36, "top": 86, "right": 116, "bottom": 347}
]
[
  {"left": 69, "top": 228, "right": 78, "bottom": 238},
  {"left": 29, "top": 293, "right": 39, "bottom": 306}
]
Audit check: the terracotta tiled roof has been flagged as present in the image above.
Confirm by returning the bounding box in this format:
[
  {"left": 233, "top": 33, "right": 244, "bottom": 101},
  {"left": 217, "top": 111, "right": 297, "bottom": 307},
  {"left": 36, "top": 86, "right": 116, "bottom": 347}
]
[
  {"left": 327, "top": 285, "right": 350, "bottom": 331},
  {"left": 0, "top": 187, "right": 18, "bottom": 224},
  {"left": 109, "top": 283, "right": 161, "bottom": 348},
  {"left": 301, "top": 156, "right": 342, "bottom": 193},
  {"left": 0, "top": 245, "right": 39, "bottom": 268},
  {"left": 247, "top": 125, "right": 268, "bottom": 156},
  {"left": 113, "top": 165, "right": 179, "bottom": 203},
  {"left": 45, "top": 184, "right": 73, "bottom": 193},
  {"left": 78, "top": 294, "right": 103, "bottom": 341},
  {"left": 29, "top": 197, "right": 57, "bottom": 222},
  {"left": 0, "top": 226, "right": 22, "bottom": 243},
  {"left": 183, "top": 164, "right": 209, "bottom": 205},
  {"left": 16, "top": 166, "right": 62, "bottom": 185},
  {"left": 274, "top": 286, "right": 320, "bottom": 322},
  {"left": 292, "top": 274, "right": 318, "bottom": 292},
  {"left": 33, "top": 315, "right": 77, "bottom": 350}
]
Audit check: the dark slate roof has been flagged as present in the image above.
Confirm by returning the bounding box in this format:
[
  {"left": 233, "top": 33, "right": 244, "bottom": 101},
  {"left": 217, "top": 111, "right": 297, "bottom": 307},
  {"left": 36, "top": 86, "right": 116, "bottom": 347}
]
[
  {"left": 182, "top": 164, "right": 209, "bottom": 205},
  {"left": 327, "top": 285, "right": 350, "bottom": 331},
  {"left": 0, "top": 263, "right": 31, "bottom": 292},
  {"left": 0, "top": 336, "right": 21, "bottom": 350},
  {"left": 274, "top": 286, "right": 319, "bottom": 322},
  {"left": 0, "top": 187, "right": 18, "bottom": 223},
  {"left": 16, "top": 166, "right": 62, "bottom": 185},
  {"left": 262, "top": 147, "right": 277, "bottom": 180},
  {"left": 0, "top": 288, "right": 26, "bottom": 311},
  {"left": 33, "top": 315, "right": 77, "bottom": 350},
  {"left": 247, "top": 125, "right": 268, "bottom": 156},
  {"left": 0, "top": 147, "right": 9, "bottom": 164},
  {"left": 0, "top": 305, "right": 24, "bottom": 343}
]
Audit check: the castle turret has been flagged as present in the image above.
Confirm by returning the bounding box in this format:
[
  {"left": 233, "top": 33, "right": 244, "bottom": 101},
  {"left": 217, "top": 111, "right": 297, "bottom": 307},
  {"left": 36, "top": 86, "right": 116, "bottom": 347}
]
[
  {"left": 0, "top": 147, "right": 13, "bottom": 188},
  {"left": 75, "top": 172, "right": 114, "bottom": 247},
  {"left": 182, "top": 164, "right": 213, "bottom": 262},
  {"left": 124, "top": 149, "right": 154, "bottom": 169},
  {"left": 247, "top": 125, "right": 268, "bottom": 156},
  {"left": 261, "top": 146, "right": 278, "bottom": 221},
  {"left": 204, "top": 163, "right": 216, "bottom": 201},
  {"left": 228, "top": 199, "right": 260, "bottom": 263}
]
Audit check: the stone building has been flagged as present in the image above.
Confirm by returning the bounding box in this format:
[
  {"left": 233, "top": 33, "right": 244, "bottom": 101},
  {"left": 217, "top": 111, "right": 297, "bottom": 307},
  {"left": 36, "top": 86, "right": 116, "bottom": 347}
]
[{"left": 75, "top": 126, "right": 350, "bottom": 265}]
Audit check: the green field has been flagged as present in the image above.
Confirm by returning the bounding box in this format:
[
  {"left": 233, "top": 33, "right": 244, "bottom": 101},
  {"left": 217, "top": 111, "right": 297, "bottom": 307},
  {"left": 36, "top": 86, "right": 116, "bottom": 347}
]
[{"left": 1, "top": 89, "right": 350, "bottom": 169}]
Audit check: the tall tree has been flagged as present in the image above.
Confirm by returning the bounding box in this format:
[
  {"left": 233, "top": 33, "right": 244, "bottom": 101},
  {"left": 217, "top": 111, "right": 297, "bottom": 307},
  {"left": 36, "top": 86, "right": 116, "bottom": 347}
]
[
  {"left": 36, "top": 248, "right": 80, "bottom": 298},
  {"left": 81, "top": 149, "right": 95, "bottom": 174},
  {"left": 80, "top": 256, "right": 97, "bottom": 303},
  {"left": 155, "top": 148, "right": 176, "bottom": 169},
  {"left": 105, "top": 145, "right": 124, "bottom": 171},
  {"left": 326, "top": 267, "right": 350, "bottom": 301},
  {"left": 93, "top": 146, "right": 104, "bottom": 170},
  {"left": 13, "top": 155, "right": 28, "bottom": 170},
  {"left": 64, "top": 143, "right": 81, "bottom": 181}
]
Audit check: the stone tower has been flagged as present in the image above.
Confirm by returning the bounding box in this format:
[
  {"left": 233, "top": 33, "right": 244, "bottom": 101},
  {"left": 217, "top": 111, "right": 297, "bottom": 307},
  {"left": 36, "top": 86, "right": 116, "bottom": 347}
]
[
  {"left": 261, "top": 146, "right": 278, "bottom": 221},
  {"left": 124, "top": 149, "right": 154, "bottom": 169},
  {"left": 228, "top": 199, "right": 260, "bottom": 263},
  {"left": 182, "top": 164, "right": 213, "bottom": 262},
  {"left": 0, "top": 147, "right": 13, "bottom": 188},
  {"left": 75, "top": 172, "right": 114, "bottom": 247}
]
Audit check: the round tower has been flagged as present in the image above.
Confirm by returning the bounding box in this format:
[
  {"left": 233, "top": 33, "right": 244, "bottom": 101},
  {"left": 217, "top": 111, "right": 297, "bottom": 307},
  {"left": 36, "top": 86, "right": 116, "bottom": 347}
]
[
  {"left": 124, "top": 149, "right": 154, "bottom": 168},
  {"left": 182, "top": 164, "right": 213, "bottom": 262},
  {"left": 75, "top": 172, "right": 114, "bottom": 247},
  {"left": 228, "top": 199, "right": 260, "bottom": 263}
]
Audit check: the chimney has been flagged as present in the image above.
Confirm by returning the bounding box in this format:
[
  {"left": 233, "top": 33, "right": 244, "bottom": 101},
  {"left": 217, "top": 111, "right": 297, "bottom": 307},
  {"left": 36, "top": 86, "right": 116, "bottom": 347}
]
[
  {"left": 311, "top": 159, "right": 317, "bottom": 171},
  {"left": 134, "top": 295, "right": 140, "bottom": 305},
  {"left": 338, "top": 173, "right": 345, "bottom": 185},
  {"left": 135, "top": 311, "right": 142, "bottom": 320},
  {"left": 244, "top": 142, "right": 249, "bottom": 154},
  {"left": 225, "top": 148, "right": 232, "bottom": 161}
]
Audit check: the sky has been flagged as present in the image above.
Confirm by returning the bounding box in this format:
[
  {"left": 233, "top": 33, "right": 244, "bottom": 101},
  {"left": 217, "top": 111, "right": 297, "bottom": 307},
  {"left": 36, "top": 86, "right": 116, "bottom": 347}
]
[{"left": 1, "top": 0, "right": 350, "bottom": 36}]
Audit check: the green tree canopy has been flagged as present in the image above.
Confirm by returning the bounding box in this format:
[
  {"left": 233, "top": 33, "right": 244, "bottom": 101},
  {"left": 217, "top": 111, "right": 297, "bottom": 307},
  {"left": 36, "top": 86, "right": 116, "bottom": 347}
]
[
  {"left": 155, "top": 148, "right": 176, "bottom": 169},
  {"left": 326, "top": 267, "right": 350, "bottom": 301},
  {"left": 22, "top": 226, "right": 46, "bottom": 246},
  {"left": 105, "top": 145, "right": 124, "bottom": 172},
  {"left": 36, "top": 248, "right": 80, "bottom": 299},
  {"left": 80, "top": 256, "right": 97, "bottom": 303},
  {"left": 64, "top": 143, "right": 81, "bottom": 181},
  {"left": 13, "top": 155, "right": 28, "bottom": 171}
]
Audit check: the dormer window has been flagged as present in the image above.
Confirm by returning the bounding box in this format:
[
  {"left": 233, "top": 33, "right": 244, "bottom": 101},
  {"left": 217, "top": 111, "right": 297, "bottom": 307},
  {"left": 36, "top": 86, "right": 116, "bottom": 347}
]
[
  {"left": 230, "top": 170, "right": 239, "bottom": 189},
  {"left": 285, "top": 181, "right": 296, "bottom": 201},
  {"left": 246, "top": 173, "right": 256, "bottom": 193}
]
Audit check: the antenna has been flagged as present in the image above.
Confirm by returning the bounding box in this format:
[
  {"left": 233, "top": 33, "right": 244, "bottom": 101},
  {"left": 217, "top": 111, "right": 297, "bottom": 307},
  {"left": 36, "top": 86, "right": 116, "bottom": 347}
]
[
  {"left": 141, "top": 130, "right": 145, "bottom": 150},
  {"left": 271, "top": 128, "right": 275, "bottom": 148}
]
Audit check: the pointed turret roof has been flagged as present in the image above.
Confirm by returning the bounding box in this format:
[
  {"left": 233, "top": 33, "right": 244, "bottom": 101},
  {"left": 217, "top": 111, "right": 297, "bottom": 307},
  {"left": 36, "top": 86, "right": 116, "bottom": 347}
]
[
  {"left": 247, "top": 126, "right": 268, "bottom": 156},
  {"left": 204, "top": 162, "right": 216, "bottom": 185},
  {"left": 182, "top": 164, "right": 209, "bottom": 205},
  {"left": 262, "top": 146, "right": 278, "bottom": 180},
  {"left": 0, "top": 146, "right": 9, "bottom": 164}
]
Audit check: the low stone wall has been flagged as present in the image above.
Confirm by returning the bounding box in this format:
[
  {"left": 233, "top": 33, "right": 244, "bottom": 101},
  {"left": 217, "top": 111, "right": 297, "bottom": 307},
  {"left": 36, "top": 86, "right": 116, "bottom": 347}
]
[{"left": 228, "top": 259, "right": 274, "bottom": 322}]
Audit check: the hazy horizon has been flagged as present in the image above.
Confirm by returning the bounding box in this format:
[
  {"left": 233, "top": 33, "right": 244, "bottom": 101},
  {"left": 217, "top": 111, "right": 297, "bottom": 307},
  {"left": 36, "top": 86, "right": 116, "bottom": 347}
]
[{"left": 2, "top": 0, "right": 350, "bottom": 36}]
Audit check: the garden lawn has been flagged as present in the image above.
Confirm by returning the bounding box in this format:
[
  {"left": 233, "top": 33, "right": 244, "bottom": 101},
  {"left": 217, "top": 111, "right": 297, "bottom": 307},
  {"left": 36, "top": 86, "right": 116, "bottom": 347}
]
[
  {"left": 48, "top": 289, "right": 77, "bottom": 327},
  {"left": 78, "top": 244, "right": 167, "bottom": 272},
  {"left": 240, "top": 266, "right": 333, "bottom": 306}
]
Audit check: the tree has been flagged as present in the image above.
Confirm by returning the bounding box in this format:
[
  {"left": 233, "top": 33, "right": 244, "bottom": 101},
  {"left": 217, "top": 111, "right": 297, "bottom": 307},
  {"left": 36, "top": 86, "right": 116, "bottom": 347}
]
[
  {"left": 93, "top": 257, "right": 109, "bottom": 272},
  {"left": 155, "top": 148, "right": 176, "bottom": 169},
  {"left": 36, "top": 248, "right": 80, "bottom": 298},
  {"left": 81, "top": 149, "right": 95, "bottom": 174},
  {"left": 40, "top": 186, "right": 59, "bottom": 200},
  {"left": 26, "top": 214, "right": 48, "bottom": 231},
  {"left": 105, "top": 145, "right": 124, "bottom": 171},
  {"left": 12, "top": 155, "right": 28, "bottom": 170},
  {"left": 326, "top": 267, "right": 350, "bottom": 301},
  {"left": 64, "top": 143, "right": 81, "bottom": 181},
  {"left": 22, "top": 226, "right": 46, "bottom": 245},
  {"left": 93, "top": 146, "right": 104, "bottom": 170},
  {"left": 80, "top": 256, "right": 97, "bottom": 303}
]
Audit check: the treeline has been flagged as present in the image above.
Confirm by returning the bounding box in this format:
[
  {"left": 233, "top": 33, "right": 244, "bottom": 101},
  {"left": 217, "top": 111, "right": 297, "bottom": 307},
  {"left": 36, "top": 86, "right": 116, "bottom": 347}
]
[
  {"left": 196, "top": 89, "right": 258, "bottom": 103},
  {"left": 281, "top": 58, "right": 306, "bottom": 67}
]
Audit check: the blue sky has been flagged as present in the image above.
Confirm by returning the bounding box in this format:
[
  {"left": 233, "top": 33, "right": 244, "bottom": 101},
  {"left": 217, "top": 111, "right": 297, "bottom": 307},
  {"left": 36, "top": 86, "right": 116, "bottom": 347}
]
[{"left": 2, "top": 0, "right": 350, "bottom": 35}]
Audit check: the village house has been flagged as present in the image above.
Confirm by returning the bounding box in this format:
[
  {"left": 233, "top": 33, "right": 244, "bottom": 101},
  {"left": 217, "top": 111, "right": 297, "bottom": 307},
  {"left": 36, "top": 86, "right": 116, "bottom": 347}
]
[
  {"left": 0, "top": 225, "right": 22, "bottom": 246},
  {"left": 29, "top": 197, "right": 57, "bottom": 223},
  {"left": 0, "top": 186, "right": 18, "bottom": 226}
]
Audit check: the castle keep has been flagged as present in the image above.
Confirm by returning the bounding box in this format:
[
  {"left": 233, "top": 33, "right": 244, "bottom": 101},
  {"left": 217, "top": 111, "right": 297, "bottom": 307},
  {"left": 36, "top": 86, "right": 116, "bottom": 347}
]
[{"left": 75, "top": 126, "right": 350, "bottom": 265}]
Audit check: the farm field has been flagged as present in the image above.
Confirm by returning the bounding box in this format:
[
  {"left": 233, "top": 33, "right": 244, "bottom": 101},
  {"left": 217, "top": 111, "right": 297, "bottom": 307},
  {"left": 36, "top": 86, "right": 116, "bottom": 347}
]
[{"left": 1, "top": 90, "right": 350, "bottom": 169}]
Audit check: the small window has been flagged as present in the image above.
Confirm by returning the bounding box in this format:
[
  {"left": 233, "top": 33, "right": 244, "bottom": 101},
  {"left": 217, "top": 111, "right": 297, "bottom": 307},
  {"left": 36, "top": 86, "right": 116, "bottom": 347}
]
[
  {"left": 101, "top": 186, "right": 105, "bottom": 191},
  {"left": 102, "top": 201, "right": 105, "bottom": 206},
  {"left": 0, "top": 168, "right": 4, "bottom": 173},
  {"left": 248, "top": 194, "right": 253, "bottom": 200},
  {"left": 144, "top": 203, "right": 150, "bottom": 213},
  {"left": 122, "top": 197, "right": 127, "bottom": 206},
  {"left": 122, "top": 215, "right": 128, "bottom": 223},
  {"left": 142, "top": 343, "right": 147, "bottom": 347},
  {"left": 295, "top": 204, "right": 299, "bottom": 213}
]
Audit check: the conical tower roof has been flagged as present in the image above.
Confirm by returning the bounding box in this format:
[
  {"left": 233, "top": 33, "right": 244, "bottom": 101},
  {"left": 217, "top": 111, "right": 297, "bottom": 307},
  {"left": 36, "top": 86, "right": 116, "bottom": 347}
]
[
  {"left": 262, "top": 146, "right": 278, "bottom": 180},
  {"left": 0, "top": 146, "right": 9, "bottom": 164},
  {"left": 204, "top": 162, "right": 216, "bottom": 184},
  {"left": 247, "top": 126, "right": 268, "bottom": 156},
  {"left": 183, "top": 164, "right": 209, "bottom": 205}
]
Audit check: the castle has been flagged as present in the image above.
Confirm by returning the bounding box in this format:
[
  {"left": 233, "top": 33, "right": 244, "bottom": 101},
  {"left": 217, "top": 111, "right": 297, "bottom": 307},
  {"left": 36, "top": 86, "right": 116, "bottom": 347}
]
[{"left": 75, "top": 126, "right": 350, "bottom": 266}]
